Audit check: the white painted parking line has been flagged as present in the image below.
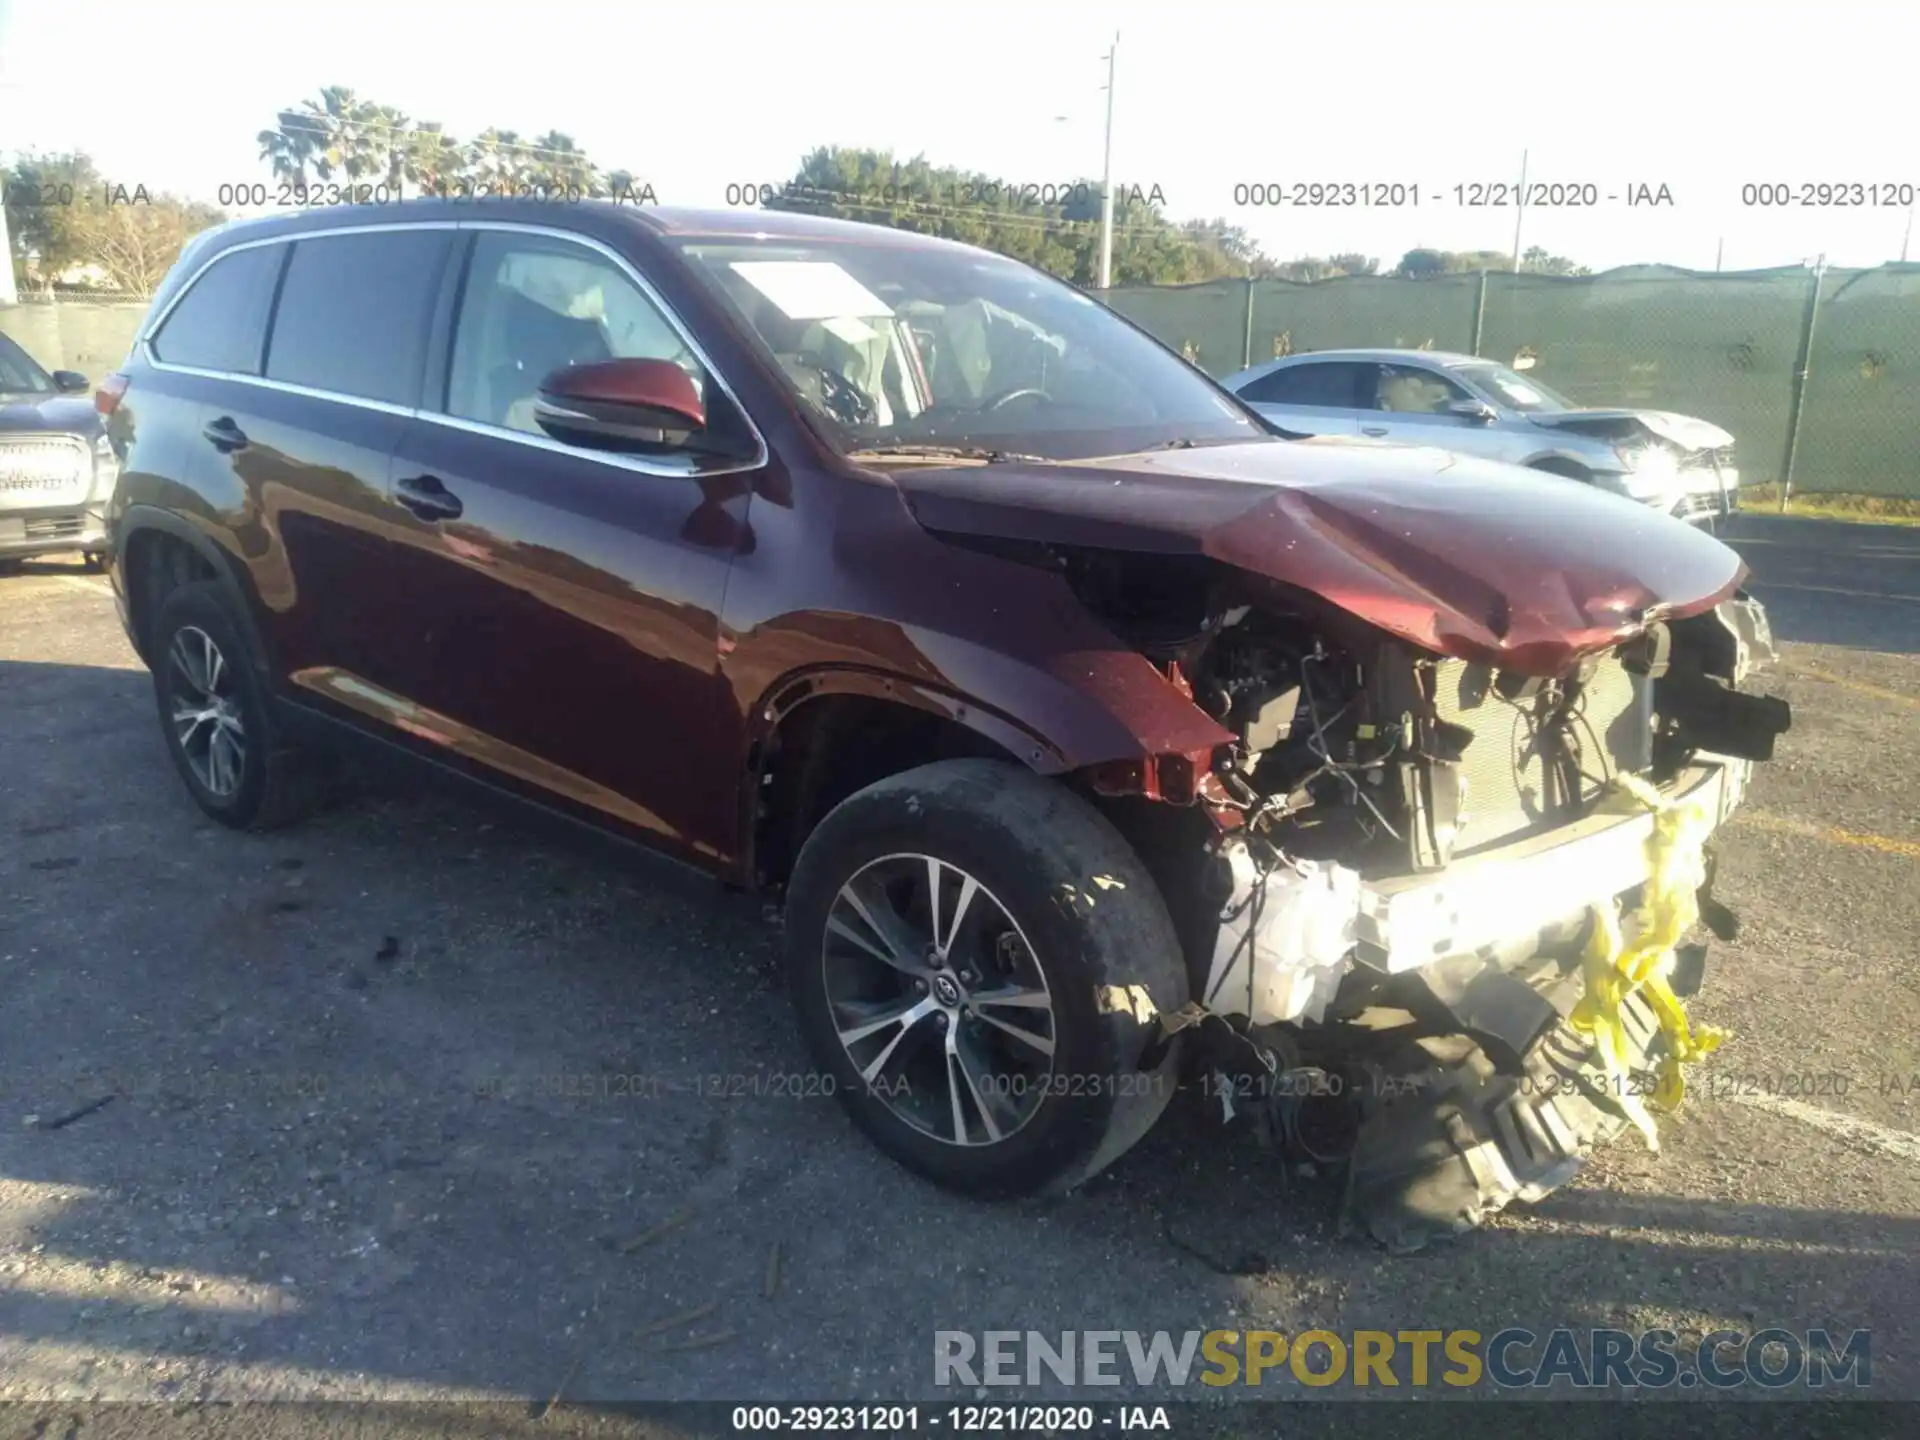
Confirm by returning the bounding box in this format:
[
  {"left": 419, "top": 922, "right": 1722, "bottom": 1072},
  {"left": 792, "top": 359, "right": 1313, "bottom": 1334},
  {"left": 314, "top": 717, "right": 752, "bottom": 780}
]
[{"left": 1726, "top": 1089, "right": 1920, "bottom": 1164}]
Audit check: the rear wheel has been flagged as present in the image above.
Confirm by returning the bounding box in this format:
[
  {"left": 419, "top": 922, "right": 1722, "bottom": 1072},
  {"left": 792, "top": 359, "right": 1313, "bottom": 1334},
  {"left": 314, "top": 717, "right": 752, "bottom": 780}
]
[
  {"left": 784, "top": 759, "right": 1189, "bottom": 1198},
  {"left": 150, "top": 581, "right": 327, "bottom": 830}
]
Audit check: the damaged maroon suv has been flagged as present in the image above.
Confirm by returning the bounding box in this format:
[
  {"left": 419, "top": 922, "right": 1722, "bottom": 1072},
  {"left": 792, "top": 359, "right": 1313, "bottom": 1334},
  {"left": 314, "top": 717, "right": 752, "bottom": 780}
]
[{"left": 100, "top": 202, "right": 1790, "bottom": 1248}]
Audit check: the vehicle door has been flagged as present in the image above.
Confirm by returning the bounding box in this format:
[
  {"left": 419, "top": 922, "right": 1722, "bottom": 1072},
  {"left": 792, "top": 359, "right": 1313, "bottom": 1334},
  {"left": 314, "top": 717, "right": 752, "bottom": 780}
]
[
  {"left": 1231, "top": 360, "right": 1370, "bottom": 438},
  {"left": 1359, "top": 361, "right": 1511, "bottom": 461},
  {"left": 377, "top": 225, "right": 766, "bottom": 867},
  {"left": 146, "top": 228, "right": 454, "bottom": 695}
]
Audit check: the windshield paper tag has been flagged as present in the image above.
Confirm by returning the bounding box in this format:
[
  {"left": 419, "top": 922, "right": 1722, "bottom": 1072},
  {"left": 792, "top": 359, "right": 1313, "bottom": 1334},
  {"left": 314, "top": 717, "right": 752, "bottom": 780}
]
[{"left": 729, "top": 261, "right": 894, "bottom": 320}]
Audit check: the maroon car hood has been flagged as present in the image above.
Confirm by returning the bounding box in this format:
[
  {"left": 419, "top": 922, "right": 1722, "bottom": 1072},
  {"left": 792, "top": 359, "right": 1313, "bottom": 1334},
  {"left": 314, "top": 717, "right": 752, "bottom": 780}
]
[{"left": 891, "top": 436, "right": 1748, "bottom": 675}]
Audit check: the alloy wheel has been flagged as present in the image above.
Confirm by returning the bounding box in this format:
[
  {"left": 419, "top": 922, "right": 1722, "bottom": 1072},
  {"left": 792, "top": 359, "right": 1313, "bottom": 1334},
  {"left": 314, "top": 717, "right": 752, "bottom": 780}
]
[
  {"left": 167, "top": 625, "right": 247, "bottom": 798},
  {"left": 821, "top": 853, "right": 1057, "bottom": 1147}
]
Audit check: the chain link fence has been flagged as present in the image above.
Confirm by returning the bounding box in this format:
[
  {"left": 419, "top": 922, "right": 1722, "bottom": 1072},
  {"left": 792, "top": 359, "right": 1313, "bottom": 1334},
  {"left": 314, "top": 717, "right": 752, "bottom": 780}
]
[
  {"left": 0, "top": 291, "right": 153, "bottom": 383},
  {"left": 1103, "top": 264, "right": 1920, "bottom": 500}
]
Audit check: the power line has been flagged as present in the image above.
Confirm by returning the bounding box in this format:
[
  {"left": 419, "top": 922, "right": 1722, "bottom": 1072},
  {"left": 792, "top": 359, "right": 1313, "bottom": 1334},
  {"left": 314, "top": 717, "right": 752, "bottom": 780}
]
[
  {"left": 257, "top": 118, "right": 1170, "bottom": 233},
  {"left": 758, "top": 189, "right": 1179, "bottom": 240},
  {"left": 261, "top": 115, "right": 613, "bottom": 168},
  {"left": 255, "top": 116, "right": 1181, "bottom": 239}
]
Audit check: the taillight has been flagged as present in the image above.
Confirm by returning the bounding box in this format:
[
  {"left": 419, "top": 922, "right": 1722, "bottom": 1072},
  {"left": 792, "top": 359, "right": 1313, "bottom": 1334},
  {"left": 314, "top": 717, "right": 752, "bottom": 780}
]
[{"left": 96, "top": 372, "right": 130, "bottom": 416}]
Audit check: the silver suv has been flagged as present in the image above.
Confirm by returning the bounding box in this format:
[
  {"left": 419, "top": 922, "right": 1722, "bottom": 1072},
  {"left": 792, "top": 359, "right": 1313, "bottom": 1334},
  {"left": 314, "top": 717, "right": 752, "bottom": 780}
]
[{"left": 1222, "top": 347, "right": 1737, "bottom": 526}]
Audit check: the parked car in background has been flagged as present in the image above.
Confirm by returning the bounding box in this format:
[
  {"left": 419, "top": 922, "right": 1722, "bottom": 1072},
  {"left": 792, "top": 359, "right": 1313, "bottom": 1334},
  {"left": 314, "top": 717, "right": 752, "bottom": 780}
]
[
  {"left": 0, "top": 329, "right": 114, "bottom": 568},
  {"left": 100, "top": 202, "right": 1787, "bottom": 1250},
  {"left": 1221, "top": 348, "right": 1739, "bottom": 526}
]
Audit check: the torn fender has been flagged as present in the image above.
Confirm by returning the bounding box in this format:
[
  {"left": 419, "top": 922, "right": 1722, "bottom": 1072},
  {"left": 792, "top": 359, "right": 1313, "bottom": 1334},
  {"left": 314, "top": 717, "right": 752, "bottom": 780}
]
[{"left": 893, "top": 438, "right": 1747, "bottom": 676}]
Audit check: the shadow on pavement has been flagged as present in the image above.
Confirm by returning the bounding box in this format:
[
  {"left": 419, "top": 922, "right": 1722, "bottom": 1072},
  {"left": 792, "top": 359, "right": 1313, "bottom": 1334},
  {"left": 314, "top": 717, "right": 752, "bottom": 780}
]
[{"left": 0, "top": 637, "right": 1912, "bottom": 1408}]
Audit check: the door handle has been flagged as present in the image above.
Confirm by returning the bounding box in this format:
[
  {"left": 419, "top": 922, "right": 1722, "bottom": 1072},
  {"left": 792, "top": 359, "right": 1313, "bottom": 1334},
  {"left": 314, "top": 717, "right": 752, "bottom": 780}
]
[
  {"left": 1361, "top": 425, "right": 1389, "bottom": 437},
  {"left": 202, "top": 416, "right": 249, "bottom": 452},
  {"left": 394, "top": 473, "right": 464, "bottom": 522}
]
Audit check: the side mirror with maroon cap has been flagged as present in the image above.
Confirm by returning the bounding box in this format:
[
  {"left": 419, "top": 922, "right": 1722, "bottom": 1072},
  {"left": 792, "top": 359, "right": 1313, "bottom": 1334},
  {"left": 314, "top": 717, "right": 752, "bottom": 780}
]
[{"left": 533, "top": 357, "right": 709, "bottom": 454}]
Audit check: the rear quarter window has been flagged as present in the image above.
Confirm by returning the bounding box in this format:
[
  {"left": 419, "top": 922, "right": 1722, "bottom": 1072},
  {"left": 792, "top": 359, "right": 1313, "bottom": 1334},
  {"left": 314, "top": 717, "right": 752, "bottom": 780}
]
[
  {"left": 265, "top": 229, "right": 454, "bottom": 406},
  {"left": 149, "top": 243, "right": 285, "bottom": 374},
  {"left": 1238, "top": 361, "right": 1370, "bottom": 407}
]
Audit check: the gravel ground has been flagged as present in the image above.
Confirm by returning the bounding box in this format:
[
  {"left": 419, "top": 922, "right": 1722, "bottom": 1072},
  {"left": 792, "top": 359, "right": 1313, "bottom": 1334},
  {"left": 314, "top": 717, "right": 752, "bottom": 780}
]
[{"left": 0, "top": 514, "right": 1915, "bottom": 1427}]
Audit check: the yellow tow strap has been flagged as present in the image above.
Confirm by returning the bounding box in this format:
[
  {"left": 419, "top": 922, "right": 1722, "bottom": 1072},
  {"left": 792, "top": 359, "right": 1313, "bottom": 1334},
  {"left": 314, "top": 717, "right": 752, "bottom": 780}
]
[{"left": 1569, "top": 772, "right": 1729, "bottom": 1150}]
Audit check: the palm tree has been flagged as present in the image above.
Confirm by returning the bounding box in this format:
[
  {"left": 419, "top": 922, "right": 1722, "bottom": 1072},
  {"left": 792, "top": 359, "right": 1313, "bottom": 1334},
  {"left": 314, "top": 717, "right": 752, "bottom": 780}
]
[
  {"left": 257, "top": 115, "right": 312, "bottom": 185},
  {"left": 355, "top": 103, "right": 412, "bottom": 192},
  {"left": 256, "top": 86, "right": 363, "bottom": 186},
  {"left": 526, "top": 131, "right": 596, "bottom": 196},
  {"left": 464, "top": 129, "right": 529, "bottom": 191},
  {"left": 400, "top": 122, "right": 463, "bottom": 197}
]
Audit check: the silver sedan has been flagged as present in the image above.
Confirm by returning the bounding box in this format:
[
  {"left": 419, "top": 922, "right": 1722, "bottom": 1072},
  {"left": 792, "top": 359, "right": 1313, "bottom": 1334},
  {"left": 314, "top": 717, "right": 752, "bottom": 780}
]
[{"left": 1220, "top": 347, "right": 1738, "bottom": 526}]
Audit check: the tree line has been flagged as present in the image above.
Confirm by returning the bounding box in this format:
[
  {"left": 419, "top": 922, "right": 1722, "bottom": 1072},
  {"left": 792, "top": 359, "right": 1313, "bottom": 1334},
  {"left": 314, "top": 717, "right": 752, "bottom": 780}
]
[{"left": 5, "top": 87, "right": 1588, "bottom": 293}]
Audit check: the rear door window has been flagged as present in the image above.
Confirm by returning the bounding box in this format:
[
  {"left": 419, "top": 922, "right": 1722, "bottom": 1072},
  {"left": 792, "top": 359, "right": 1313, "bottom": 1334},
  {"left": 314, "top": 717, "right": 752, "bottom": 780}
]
[
  {"left": 265, "top": 229, "right": 454, "bottom": 406},
  {"left": 149, "top": 243, "right": 285, "bottom": 375},
  {"left": 1238, "top": 361, "right": 1370, "bottom": 407}
]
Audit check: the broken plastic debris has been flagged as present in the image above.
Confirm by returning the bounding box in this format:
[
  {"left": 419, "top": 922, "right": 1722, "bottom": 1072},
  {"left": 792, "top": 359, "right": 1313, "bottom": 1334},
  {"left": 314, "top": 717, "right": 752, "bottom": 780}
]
[
  {"left": 1096, "top": 984, "right": 1159, "bottom": 1023},
  {"left": 1211, "top": 1069, "right": 1237, "bottom": 1124},
  {"left": 1203, "top": 842, "right": 1361, "bottom": 1026}
]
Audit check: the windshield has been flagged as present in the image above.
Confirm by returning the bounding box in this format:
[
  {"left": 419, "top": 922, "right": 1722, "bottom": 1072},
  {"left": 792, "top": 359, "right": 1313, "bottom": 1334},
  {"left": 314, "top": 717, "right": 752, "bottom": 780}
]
[
  {"left": 1453, "top": 362, "right": 1577, "bottom": 414},
  {"left": 0, "top": 333, "right": 55, "bottom": 395},
  {"left": 670, "top": 236, "right": 1263, "bottom": 461}
]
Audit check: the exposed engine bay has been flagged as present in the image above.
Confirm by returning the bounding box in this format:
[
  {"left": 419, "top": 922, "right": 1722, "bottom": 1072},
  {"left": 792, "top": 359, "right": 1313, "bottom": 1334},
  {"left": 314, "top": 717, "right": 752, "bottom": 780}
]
[{"left": 1049, "top": 542, "right": 1793, "bottom": 1250}]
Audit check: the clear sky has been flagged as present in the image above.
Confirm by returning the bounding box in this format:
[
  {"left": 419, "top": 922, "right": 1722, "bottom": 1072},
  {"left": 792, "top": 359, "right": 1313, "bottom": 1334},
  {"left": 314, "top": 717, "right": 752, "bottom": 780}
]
[{"left": 3, "top": 0, "right": 1914, "bottom": 273}]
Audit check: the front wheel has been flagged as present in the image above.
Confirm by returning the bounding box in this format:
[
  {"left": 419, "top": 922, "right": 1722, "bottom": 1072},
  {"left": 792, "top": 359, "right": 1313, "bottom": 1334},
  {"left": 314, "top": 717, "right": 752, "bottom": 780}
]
[{"left": 784, "top": 759, "right": 1190, "bottom": 1198}]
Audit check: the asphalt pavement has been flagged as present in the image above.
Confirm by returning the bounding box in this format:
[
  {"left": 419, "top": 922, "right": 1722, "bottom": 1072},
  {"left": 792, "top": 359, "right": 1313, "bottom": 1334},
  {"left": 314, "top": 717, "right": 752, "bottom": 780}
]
[{"left": 0, "top": 513, "right": 1915, "bottom": 1427}]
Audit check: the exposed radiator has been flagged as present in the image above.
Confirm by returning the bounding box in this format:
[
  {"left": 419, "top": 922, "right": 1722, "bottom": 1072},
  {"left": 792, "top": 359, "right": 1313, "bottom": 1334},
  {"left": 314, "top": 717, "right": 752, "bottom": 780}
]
[{"left": 1432, "top": 651, "right": 1652, "bottom": 857}]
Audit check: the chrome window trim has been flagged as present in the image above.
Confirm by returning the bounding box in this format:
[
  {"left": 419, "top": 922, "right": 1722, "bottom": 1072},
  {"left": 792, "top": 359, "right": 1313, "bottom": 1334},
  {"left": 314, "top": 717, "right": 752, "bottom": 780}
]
[
  {"left": 141, "top": 217, "right": 769, "bottom": 480},
  {"left": 140, "top": 220, "right": 463, "bottom": 345},
  {"left": 135, "top": 361, "right": 421, "bottom": 417}
]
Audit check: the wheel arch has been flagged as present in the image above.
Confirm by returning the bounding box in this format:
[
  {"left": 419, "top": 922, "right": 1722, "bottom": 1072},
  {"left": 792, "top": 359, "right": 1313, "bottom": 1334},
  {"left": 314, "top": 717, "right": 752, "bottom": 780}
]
[
  {"left": 1524, "top": 452, "right": 1596, "bottom": 481},
  {"left": 117, "top": 506, "right": 272, "bottom": 674},
  {"left": 742, "top": 667, "right": 1053, "bottom": 890}
]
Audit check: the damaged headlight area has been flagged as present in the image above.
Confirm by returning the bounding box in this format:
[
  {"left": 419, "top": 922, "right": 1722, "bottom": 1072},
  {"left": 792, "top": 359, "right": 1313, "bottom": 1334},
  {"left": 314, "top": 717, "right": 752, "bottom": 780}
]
[{"left": 1067, "top": 553, "right": 1792, "bottom": 1252}]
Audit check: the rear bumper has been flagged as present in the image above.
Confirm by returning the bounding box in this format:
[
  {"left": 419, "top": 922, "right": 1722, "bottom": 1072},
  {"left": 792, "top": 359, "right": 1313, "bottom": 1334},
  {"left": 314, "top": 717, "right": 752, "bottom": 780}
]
[
  {"left": 1355, "top": 757, "right": 1750, "bottom": 974},
  {"left": 0, "top": 503, "right": 107, "bottom": 558}
]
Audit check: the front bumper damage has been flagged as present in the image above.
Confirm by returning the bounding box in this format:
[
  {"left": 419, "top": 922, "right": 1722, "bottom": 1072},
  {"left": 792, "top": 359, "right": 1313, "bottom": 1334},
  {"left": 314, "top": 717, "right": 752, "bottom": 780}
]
[{"left": 1191, "top": 756, "right": 1757, "bottom": 1252}]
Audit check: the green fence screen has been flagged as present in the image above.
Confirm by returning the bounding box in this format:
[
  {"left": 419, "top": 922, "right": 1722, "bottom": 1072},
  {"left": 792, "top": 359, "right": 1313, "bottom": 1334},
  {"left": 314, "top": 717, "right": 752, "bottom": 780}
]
[{"left": 1099, "top": 263, "right": 1920, "bottom": 499}]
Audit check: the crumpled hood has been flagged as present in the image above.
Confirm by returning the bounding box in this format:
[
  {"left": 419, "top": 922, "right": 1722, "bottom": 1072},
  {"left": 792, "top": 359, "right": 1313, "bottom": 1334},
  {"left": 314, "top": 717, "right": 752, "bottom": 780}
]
[
  {"left": 891, "top": 436, "right": 1748, "bottom": 675},
  {"left": 1527, "top": 408, "right": 1734, "bottom": 453}
]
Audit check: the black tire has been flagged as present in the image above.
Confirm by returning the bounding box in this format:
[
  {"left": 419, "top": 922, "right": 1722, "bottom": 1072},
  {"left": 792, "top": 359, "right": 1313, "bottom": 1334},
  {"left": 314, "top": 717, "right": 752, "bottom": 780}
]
[
  {"left": 785, "top": 758, "right": 1189, "bottom": 1198},
  {"left": 150, "top": 581, "right": 327, "bottom": 830}
]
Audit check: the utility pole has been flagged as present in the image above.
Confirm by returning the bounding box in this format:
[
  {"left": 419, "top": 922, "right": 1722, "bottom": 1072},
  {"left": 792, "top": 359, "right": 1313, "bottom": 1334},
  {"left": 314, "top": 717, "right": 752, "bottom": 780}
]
[
  {"left": 1902, "top": 199, "right": 1914, "bottom": 262},
  {"left": 0, "top": 182, "right": 17, "bottom": 305},
  {"left": 1778, "top": 252, "right": 1826, "bottom": 511},
  {"left": 1508, "top": 148, "right": 1528, "bottom": 273},
  {"left": 1715, "top": 237, "right": 1724, "bottom": 272},
  {"left": 1097, "top": 32, "right": 1118, "bottom": 291}
]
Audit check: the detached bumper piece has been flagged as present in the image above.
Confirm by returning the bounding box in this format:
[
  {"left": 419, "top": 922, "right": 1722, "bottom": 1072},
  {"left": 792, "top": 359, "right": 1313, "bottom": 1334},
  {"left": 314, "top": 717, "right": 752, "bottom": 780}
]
[{"left": 1342, "top": 989, "right": 1672, "bottom": 1254}]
